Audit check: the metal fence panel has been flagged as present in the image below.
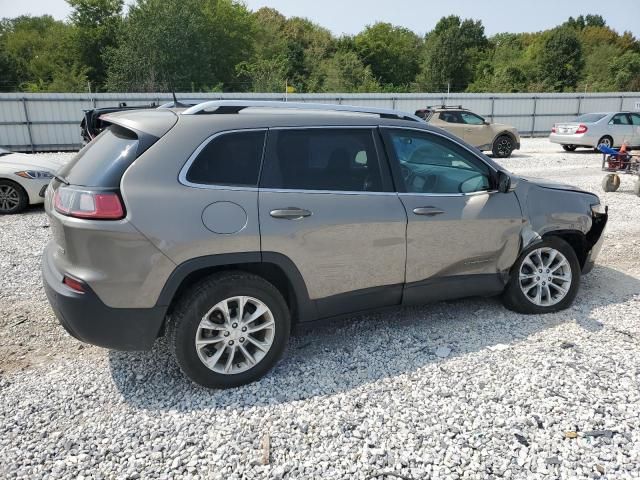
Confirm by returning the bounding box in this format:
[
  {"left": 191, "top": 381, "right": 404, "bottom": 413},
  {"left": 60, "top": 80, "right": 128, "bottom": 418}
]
[{"left": 1, "top": 92, "right": 639, "bottom": 151}]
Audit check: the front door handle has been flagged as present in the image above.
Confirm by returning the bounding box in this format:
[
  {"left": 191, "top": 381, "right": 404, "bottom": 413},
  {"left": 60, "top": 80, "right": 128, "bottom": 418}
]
[
  {"left": 413, "top": 206, "right": 445, "bottom": 216},
  {"left": 270, "top": 208, "right": 312, "bottom": 220}
]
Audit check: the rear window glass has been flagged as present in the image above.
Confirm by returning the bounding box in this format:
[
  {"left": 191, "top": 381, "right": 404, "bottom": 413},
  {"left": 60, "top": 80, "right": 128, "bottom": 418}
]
[
  {"left": 576, "top": 113, "right": 606, "bottom": 123},
  {"left": 58, "top": 125, "right": 140, "bottom": 187},
  {"left": 185, "top": 130, "right": 265, "bottom": 186}
]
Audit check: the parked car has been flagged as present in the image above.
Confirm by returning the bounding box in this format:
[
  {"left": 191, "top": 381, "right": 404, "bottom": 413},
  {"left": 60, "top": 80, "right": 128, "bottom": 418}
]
[
  {"left": 549, "top": 112, "right": 640, "bottom": 151},
  {"left": 42, "top": 101, "right": 607, "bottom": 388},
  {"left": 0, "top": 147, "right": 65, "bottom": 214},
  {"left": 415, "top": 105, "right": 521, "bottom": 158}
]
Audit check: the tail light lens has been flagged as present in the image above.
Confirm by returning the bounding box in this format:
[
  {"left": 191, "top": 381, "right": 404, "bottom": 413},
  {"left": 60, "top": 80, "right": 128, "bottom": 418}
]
[
  {"left": 63, "top": 275, "right": 86, "bottom": 293},
  {"left": 551, "top": 126, "right": 557, "bottom": 133},
  {"left": 54, "top": 186, "right": 125, "bottom": 220},
  {"left": 575, "top": 124, "right": 588, "bottom": 134}
]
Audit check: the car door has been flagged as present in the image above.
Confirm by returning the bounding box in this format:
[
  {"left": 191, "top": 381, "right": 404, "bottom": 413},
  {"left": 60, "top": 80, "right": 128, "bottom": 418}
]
[
  {"left": 460, "top": 111, "right": 492, "bottom": 148},
  {"left": 258, "top": 127, "right": 407, "bottom": 318},
  {"left": 608, "top": 113, "right": 634, "bottom": 146},
  {"left": 380, "top": 127, "right": 523, "bottom": 304},
  {"left": 436, "top": 111, "right": 467, "bottom": 141},
  {"left": 629, "top": 113, "right": 640, "bottom": 146}
]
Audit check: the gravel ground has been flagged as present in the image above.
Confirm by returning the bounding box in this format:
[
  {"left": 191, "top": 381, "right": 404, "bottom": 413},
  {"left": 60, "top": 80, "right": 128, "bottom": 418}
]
[{"left": 1, "top": 139, "right": 639, "bottom": 480}]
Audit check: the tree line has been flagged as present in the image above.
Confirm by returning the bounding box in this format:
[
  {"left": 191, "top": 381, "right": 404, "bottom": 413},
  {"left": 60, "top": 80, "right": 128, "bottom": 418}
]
[{"left": 1, "top": 0, "right": 638, "bottom": 94}]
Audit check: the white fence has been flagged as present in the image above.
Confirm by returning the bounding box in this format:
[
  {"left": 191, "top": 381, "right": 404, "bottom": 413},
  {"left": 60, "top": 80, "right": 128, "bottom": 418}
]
[{"left": 1, "top": 92, "right": 640, "bottom": 152}]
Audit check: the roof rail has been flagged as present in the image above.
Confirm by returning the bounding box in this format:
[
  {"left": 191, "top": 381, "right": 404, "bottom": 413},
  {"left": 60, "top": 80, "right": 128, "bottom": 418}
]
[{"left": 181, "top": 100, "right": 424, "bottom": 122}]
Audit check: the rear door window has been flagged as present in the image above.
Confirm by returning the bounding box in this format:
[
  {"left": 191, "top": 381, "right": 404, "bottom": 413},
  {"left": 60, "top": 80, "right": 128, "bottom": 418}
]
[
  {"left": 260, "top": 128, "right": 386, "bottom": 192},
  {"left": 610, "top": 114, "right": 631, "bottom": 125},
  {"left": 439, "top": 112, "right": 463, "bottom": 124},
  {"left": 185, "top": 130, "right": 266, "bottom": 186}
]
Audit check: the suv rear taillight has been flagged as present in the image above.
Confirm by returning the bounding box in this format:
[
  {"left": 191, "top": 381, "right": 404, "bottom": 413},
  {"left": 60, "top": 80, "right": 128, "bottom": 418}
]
[
  {"left": 551, "top": 126, "right": 557, "bottom": 133},
  {"left": 54, "top": 186, "right": 125, "bottom": 220},
  {"left": 575, "top": 124, "right": 588, "bottom": 134}
]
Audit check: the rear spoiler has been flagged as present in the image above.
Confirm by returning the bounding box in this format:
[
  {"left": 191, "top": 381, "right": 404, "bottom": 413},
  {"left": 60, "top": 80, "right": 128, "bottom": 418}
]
[{"left": 99, "top": 109, "right": 179, "bottom": 139}]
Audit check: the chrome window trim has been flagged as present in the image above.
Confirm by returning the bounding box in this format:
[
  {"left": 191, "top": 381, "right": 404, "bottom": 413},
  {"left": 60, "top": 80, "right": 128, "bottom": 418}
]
[{"left": 178, "top": 128, "right": 267, "bottom": 190}]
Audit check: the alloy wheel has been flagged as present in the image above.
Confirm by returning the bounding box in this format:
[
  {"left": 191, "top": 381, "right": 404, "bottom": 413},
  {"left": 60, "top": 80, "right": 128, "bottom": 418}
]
[
  {"left": 519, "top": 247, "right": 572, "bottom": 307},
  {"left": 195, "top": 296, "right": 275, "bottom": 374},
  {"left": 0, "top": 185, "right": 20, "bottom": 212}
]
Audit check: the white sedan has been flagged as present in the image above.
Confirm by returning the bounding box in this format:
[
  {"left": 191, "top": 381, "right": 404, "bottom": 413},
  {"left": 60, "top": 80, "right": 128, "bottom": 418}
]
[
  {"left": 0, "top": 148, "right": 66, "bottom": 214},
  {"left": 549, "top": 112, "right": 640, "bottom": 151}
]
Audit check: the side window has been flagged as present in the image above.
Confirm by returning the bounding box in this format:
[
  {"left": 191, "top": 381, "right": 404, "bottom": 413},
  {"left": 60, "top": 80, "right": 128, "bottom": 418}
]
[
  {"left": 384, "top": 129, "right": 492, "bottom": 194},
  {"left": 185, "top": 130, "right": 265, "bottom": 186},
  {"left": 460, "top": 112, "right": 486, "bottom": 125},
  {"left": 261, "top": 129, "right": 384, "bottom": 192},
  {"left": 439, "top": 111, "right": 462, "bottom": 124},
  {"left": 610, "top": 114, "right": 630, "bottom": 126},
  {"left": 630, "top": 113, "right": 640, "bottom": 126}
]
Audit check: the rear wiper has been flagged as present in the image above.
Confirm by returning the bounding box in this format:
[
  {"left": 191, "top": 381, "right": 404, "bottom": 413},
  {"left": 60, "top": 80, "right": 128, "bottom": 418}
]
[{"left": 54, "top": 174, "right": 69, "bottom": 185}]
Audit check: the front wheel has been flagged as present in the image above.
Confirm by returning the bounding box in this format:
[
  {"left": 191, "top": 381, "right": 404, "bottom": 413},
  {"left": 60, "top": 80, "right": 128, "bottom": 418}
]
[
  {"left": 502, "top": 237, "right": 580, "bottom": 314},
  {"left": 562, "top": 145, "right": 577, "bottom": 152},
  {"left": 169, "top": 272, "right": 290, "bottom": 388},
  {"left": 492, "top": 135, "right": 514, "bottom": 158},
  {"left": 0, "top": 180, "right": 28, "bottom": 214}
]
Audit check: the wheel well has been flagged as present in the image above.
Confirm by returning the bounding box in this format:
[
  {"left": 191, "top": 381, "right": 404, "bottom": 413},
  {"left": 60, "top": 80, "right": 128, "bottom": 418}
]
[
  {"left": 543, "top": 231, "right": 589, "bottom": 268},
  {"left": 165, "top": 262, "right": 299, "bottom": 328}
]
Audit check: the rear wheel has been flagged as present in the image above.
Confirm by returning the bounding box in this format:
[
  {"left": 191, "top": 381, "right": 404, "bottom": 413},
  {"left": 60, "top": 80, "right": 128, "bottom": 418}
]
[
  {"left": 597, "top": 136, "right": 613, "bottom": 151},
  {"left": 502, "top": 237, "right": 580, "bottom": 314},
  {"left": 0, "top": 180, "right": 28, "bottom": 214},
  {"left": 169, "top": 272, "right": 290, "bottom": 388},
  {"left": 492, "top": 135, "right": 514, "bottom": 158},
  {"left": 602, "top": 174, "right": 620, "bottom": 192},
  {"left": 562, "top": 145, "right": 577, "bottom": 152}
]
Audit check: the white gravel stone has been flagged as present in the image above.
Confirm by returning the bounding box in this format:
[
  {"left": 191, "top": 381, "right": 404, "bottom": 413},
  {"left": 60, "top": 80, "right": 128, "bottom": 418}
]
[{"left": 1, "top": 140, "right": 639, "bottom": 479}]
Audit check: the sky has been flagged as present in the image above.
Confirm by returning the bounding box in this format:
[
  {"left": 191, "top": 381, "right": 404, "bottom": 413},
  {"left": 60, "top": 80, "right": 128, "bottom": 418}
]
[{"left": 0, "top": 0, "right": 638, "bottom": 37}]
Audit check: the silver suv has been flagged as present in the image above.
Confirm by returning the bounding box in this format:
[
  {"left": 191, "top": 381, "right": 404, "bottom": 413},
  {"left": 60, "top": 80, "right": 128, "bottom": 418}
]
[{"left": 42, "top": 101, "right": 608, "bottom": 388}]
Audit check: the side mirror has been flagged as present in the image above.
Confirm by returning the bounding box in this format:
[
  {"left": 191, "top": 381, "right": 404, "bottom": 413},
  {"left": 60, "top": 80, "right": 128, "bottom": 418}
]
[
  {"left": 484, "top": 121, "right": 490, "bottom": 126},
  {"left": 497, "top": 171, "right": 511, "bottom": 193}
]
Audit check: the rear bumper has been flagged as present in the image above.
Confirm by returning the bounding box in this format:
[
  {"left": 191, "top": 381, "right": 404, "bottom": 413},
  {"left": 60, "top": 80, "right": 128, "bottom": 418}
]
[
  {"left": 42, "top": 242, "right": 165, "bottom": 351},
  {"left": 549, "top": 133, "right": 594, "bottom": 147}
]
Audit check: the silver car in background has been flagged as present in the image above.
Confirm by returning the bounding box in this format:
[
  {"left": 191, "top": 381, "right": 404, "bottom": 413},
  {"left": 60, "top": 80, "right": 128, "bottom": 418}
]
[{"left": 549, "top": 112, "right": 640, "bottom": 151}]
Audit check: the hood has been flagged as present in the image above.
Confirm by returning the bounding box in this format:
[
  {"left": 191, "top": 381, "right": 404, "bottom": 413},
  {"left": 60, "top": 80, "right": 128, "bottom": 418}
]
[
  {"left": 517, "top": 175, "right": 592, "bottom": 195},
  {"left": 0, "top": 152, "right": 67, "bottom": 172}
]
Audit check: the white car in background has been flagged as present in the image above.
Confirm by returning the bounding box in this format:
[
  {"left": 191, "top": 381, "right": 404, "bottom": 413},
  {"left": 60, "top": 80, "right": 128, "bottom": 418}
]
[
  {"left": 549, "top": 112, "right": 640, "bottom": 152},
  {"left": 0, "top": 148, "right": 65, "bottom": 214}
]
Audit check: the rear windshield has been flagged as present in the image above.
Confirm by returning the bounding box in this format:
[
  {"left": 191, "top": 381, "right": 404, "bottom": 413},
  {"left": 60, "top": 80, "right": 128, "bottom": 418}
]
[
  {"left": 576, "top": 113, "right": 606, "bottom": 123},
  {"left": 415, "top": 110, "right": 434, "bottom": 121},
  {"left": 58, "top": 125, "right": 140, "bottom": 187}
]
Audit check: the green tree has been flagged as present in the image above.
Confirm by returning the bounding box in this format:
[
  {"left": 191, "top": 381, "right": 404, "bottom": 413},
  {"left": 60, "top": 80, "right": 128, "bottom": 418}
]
[
  {"left": 416, "top": 16, "right": 488, "bottom": 92},
  {"left": 67, "top": 0, "right": 123, "bottom": 91},
  {"left": 308, "top": 50, "right": 381, "bottom": 92},
  {"left": 610, "top": 51, "right": 640, "bottom": 91},
  {"left": 105, "top": 0, "right": 253, "bottom": 92},
  {"left": 536, "top": 27, "right": 584, "bottom": 91},
  {"left": 354, "top": 22, "right": 421, "bottom": 88}
]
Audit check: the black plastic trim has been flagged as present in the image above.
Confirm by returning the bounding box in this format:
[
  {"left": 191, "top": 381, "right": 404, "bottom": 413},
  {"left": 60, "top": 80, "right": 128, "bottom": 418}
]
[
  {"left": 402, "top": 274, "right": 506, "bottom": 305},
  {"left": 315, "top": 284, "right": 403, "bottom": 318}
]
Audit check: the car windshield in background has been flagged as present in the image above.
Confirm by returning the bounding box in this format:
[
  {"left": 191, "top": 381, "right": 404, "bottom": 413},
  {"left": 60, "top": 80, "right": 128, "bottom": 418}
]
[{"left": 576, "top": 113, "right": 606, "bottom": 123}]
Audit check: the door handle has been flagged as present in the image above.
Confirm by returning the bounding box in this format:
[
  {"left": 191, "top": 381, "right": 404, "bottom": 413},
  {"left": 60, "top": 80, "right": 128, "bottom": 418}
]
[
  {"left": 413, "top": 206, "right": 445, "bottom": 216},
  {"left": 270, "top": 208, "right": 312, "bottom": 220}
]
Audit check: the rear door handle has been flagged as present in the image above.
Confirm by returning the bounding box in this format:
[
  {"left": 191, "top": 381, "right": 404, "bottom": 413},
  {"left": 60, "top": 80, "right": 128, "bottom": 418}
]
[
  {"left": 413, "top": 206, "right": 445, "bottom": 216},
  {"left": 270, "top": 208, "right": 312, "bottom": 220}
]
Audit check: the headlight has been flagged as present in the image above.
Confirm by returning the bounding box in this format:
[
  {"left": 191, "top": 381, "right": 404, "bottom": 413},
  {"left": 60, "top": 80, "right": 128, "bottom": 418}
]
[
  {"left": 14, "top": 170, "right": 54, "bottom": 180},
  {"left": 591, "top": 203, "right": 607, "bottom": 215}
]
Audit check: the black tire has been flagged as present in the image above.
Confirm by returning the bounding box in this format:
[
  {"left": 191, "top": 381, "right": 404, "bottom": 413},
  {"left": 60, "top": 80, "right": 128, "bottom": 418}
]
[
  {"left": 492, "top": 134, "right": 514, "bottom": 158},
  {"left": 168, "top": 271, "right": 290, "bottom": 388},
  {"left": 596, "top": 136, "right": 613, "bottom": 151},
  {"left": 602, "top": 174, "right": 620, "bottom": 192},
  {"left": 562, "top": 145, "right": 577, "bottom": 152},
  {"left": 0, "top": 179, "right": 29, "bottom": 214},
  {"left": 502, "top": 237, "right": 581, "bottom": 315}
]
